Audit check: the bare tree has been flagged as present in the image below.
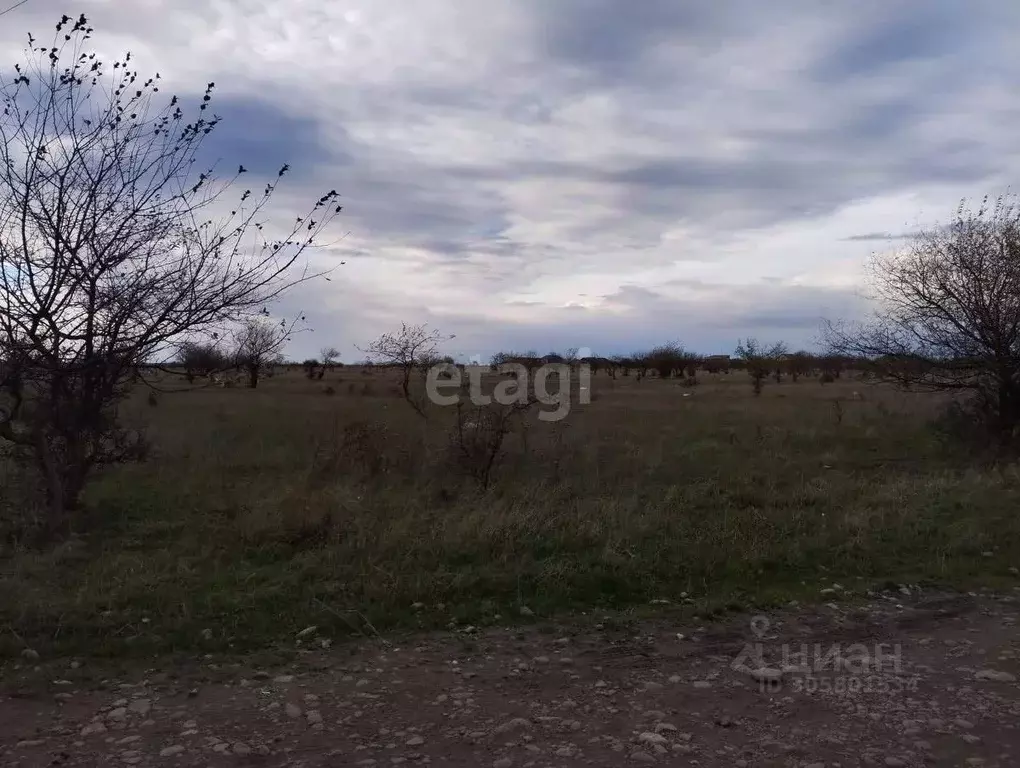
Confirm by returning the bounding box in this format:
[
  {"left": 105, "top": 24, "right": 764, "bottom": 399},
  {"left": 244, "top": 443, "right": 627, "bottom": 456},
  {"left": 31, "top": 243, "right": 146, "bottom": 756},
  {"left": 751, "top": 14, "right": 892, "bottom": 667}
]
[
  {"left": 360, "top": 323, "right": 451, "bottom": 419},
  {"left": 318, "top": 345, "right": 340, "bottom": 379},
  {"left": 0, "top": 16, "right": 343, "bottom": 539},
  {"left": 320, "top": 346, "right": 340, "bottom": 369},
  {"left": 784, "top": 350, "right": 816, "bottom": 383},
  {"left": 175, "top": 340, "right": 230, "bottom": 383},
  {"left": 771, "top": 341, "right": 790, "bottom": 383},
  {"left": 232, "top": 316, "right": 293, "bottom": 389},
  {"left": 735, "top": 338, "right": 786, "bottom": 395},
  {"left": 824, "top": 195, "right": 1020, "bottom": 450}
]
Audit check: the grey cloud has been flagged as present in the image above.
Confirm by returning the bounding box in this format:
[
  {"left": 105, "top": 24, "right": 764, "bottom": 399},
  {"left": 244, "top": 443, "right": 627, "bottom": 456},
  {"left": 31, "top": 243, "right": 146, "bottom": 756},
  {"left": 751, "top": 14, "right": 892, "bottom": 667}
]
[
  {"left": 841, "top": 232, "right": 918, "bottom": 242},
  {"left": 4, "top": 1, "right": 1020, "bottom": 360},
  {"left": 197, "top": 93, "right": 352, "bottom": 180},
  {"left": 810, "top": 4, "right": 976, "bottom": 83}
]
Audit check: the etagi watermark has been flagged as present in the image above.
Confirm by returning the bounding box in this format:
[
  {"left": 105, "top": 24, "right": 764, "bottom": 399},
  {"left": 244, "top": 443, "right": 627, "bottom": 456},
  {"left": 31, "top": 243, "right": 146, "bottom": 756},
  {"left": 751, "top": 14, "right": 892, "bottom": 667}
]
[
  {"left": 424, "top": 362, "right": 591, "bottom": 422},
  {"left": 732, "top": 616, "right": 919, "bottom": 696}
]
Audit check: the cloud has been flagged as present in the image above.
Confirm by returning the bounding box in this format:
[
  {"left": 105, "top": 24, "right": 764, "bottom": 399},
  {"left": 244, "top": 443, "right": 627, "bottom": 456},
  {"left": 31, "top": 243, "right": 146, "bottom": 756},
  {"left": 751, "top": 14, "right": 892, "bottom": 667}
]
[
  {"left": 2, "top": 1, "right": 1019, "bottom": 360},
  {"left": 841, "top": 232, "right": 919, "bottom": 242}
]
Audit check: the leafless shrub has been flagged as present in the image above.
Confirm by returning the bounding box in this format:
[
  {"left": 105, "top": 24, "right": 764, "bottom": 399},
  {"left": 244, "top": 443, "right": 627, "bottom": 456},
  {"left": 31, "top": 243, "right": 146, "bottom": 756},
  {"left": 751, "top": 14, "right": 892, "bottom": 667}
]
[
  {"left": 447, "top": 399, "right": 536, "bottom": 489},
  {"left": 175, "top": 341, "right": 230, "bottom": 384},
  {"left": 307, "top": 420, "right": 391, "bottom": 485}
]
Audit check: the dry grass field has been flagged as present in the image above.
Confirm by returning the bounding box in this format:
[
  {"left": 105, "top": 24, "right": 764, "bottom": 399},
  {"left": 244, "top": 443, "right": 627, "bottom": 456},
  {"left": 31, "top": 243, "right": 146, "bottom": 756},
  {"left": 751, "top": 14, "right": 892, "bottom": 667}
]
[{"left": 3, "top": 365, "right": 1020, "bottom": 659}]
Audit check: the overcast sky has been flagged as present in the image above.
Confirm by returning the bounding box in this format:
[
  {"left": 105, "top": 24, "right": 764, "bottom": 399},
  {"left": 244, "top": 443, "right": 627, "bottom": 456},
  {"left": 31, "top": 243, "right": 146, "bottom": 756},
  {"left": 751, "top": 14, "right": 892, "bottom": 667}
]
[{"left": 4, "top": 1, "right": 1019, "bottom": 361}]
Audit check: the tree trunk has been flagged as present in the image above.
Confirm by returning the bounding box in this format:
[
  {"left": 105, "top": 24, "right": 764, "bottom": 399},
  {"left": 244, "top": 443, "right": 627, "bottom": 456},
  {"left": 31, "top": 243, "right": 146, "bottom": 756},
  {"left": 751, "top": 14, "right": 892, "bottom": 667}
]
[
  {"left": 34, "top": 431, "right": 88, "bottom": 542},
  {"left": 247, "top": 364, "right": 259, "bottom": 389},
  {"left": 996, "top": 379, "right": 1020, "bottom": 451}
]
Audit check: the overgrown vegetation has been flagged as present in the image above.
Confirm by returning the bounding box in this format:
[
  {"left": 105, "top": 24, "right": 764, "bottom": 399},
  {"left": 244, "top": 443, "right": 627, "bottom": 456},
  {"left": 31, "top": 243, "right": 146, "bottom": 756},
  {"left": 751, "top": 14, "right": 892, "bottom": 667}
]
[
  {"left": 3, "top": 366, "right": 1020, "bottom": 659},
  {"left": 2, "top": 16, "right": 1020, "bottom": 661}
]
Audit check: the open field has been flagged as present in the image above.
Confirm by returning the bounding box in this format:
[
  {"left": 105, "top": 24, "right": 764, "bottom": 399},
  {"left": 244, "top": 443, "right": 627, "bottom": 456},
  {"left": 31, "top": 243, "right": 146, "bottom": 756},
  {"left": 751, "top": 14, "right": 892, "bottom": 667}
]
[{"left": 3, "top": 366, "right": 1020, "bottom": 659}]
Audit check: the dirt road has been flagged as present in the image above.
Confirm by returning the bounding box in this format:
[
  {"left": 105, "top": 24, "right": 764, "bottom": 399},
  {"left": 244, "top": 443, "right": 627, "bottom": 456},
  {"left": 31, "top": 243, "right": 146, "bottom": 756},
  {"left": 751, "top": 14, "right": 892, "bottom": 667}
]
[{"left": 3, "top": 589, "right": 1020, "bottom": 766}]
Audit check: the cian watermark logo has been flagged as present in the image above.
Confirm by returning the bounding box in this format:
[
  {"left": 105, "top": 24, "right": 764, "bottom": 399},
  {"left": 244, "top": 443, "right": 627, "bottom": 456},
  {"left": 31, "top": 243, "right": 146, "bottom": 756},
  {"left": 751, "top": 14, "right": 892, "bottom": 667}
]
[
  {"left": 425, "top": 361, "right": 591, "bottom": 422},
  {"left": 732, "top": 616, "right": 919, "bottom": 696}
]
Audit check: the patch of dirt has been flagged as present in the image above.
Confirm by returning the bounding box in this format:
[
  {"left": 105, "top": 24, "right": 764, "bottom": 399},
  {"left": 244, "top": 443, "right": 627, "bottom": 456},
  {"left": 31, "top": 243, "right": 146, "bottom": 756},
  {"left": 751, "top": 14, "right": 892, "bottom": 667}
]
[{"left": 3, "top": 589, "right": 1020, "bottom": 766}]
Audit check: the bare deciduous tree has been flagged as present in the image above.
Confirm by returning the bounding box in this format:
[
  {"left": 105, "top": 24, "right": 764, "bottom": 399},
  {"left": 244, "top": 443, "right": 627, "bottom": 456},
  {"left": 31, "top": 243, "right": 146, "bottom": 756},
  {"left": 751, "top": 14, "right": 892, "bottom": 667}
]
[
  {"left": 318, "top": 346, "right": 340, "bottom": 378},
  {"left": 824, "top": 195, "right": 1020, "bottom": 450},
  {"left": 361, "top": 323, "right": 452, "bottom": 419},
  {"left": 175, "top": 341, "right": 230, "bottom": 383},
  {"left": 0, "top": 16, "right": 343, "bottom": 539},
  {"left": 232, "top": 316, "right": 293, "bottom": 389},
  {"left": 735, "top": 338, "right": 786, "bottom": 395}
]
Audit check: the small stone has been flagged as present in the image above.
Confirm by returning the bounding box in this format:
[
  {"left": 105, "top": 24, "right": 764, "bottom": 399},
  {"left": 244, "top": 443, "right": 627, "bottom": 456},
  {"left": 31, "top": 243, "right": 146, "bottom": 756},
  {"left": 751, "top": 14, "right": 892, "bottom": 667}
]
[
  {"left": 493, "top": 759, "right": 513, "bottom": 768},
  {"left": 159, "top": 745, "right": 185, "bottom": 757},
  {"left": 273, "top": 674, "right": 295, "bottom": 684},
  {"left": 107, "top": 707, "right": 128, "bottom": 721},
  {"left": 21, "top": 648, "right": 40, "bottom": 661},
  {"left": 306, "top": 710, "right": 323, "bottom": 725},
  {"left": 81, "top": 723, "right": 107, "bottom": 737},
  {"left": 637, "top": 732, "right": 667, "bottom": 746},
  {"left": 884, "top": 759, "right": 906, "bottom": 767},
  {"left": 406, "top": 735, "right": 425, "bottom": 746},
  {"left": 692, "top": 681, "right": 712, "bottom": 689},
  {"left": 974, "top": 669, "right": 1016, "bottom": 682},
  {"left": 749, "top": 667, "right": 783, "bottom": 683},
  {"left": 127, "top": 698, "right": 151, "bottom": 715},
  {"left": 296, "top": 625, "right": 318, "bottom": 639},
  {"left": 285, "top": 703, "right": 302, "bottom": 719},
  {"left": 519, "top": 606, "right": 534, "bottom": 617},
  {"left": 494, "top": 718, "right": 531, "bottom": 734},
  {"left": 630, "top": 751, "right": 656, "bottom": 763},
  {"left": 232, "top": 742, "right": 251, "bottom": 755}
]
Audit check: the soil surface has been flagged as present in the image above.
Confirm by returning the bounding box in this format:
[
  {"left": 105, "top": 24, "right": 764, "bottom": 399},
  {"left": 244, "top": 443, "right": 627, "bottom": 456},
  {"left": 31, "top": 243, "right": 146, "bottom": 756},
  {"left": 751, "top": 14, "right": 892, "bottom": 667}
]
[{"left": 3, "top": 589, "right": 1020, "bottom": 767}]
